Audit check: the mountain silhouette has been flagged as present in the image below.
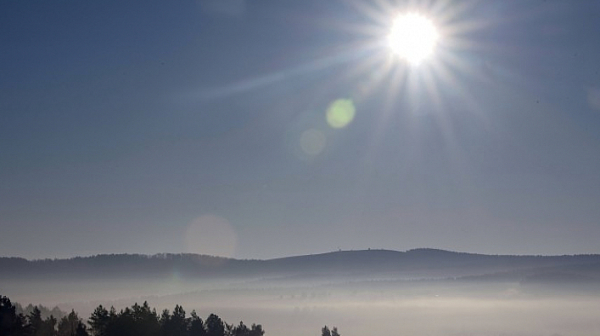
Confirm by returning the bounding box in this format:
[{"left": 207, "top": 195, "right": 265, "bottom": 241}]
[{"left": 2, "top": 249, "right": 600, "bottom": 284}]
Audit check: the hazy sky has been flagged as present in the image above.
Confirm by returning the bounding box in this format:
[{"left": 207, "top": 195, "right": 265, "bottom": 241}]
[{"left": 2, "top": 0, "right": 600, "bottom": 259}]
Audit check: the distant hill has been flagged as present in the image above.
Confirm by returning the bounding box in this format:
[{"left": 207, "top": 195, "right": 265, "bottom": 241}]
[{"left": 2, "top": 248, "right": 600, "bottom": 284}]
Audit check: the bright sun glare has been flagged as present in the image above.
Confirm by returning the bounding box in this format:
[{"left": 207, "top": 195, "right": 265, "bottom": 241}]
[{"left": 388, "top": 13, "right": 439, "bottom": 65}]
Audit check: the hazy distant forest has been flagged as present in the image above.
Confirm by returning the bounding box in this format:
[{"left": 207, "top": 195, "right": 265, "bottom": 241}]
[{"left": 1, "top": 294, "right": 310, "bottom": 336}]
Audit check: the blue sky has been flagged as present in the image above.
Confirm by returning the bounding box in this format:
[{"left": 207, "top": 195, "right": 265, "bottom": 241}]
[{"left": 2, "top": 0, "right": 600, "bottom": 259}]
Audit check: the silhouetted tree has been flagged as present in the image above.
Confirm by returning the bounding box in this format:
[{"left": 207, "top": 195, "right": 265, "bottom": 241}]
[
  {"left": 3, "top": 295, "right": 265, "bottom": 336},
  {"left": 321, "top": 325, "right": 340, "bottom": 336},
  {"left": 111, "top": 307, "right": 137, "bottom": 336},
  {"left": 28, "top": 307, "right": 44, "bottom": 336},
  {"left": 172, "top": 305, "right": 187, "bottom": 336},
  {"left": 38, "top": 315, "right": 57, "bottom": 336},
  {"left": 188, "top": 311, "right": 206, "bottom": 336},
  {"left": 231, "top": 321, "right": 248, "bottom": 336},
  {"left": 131, "top": 302, "right": 159, "bottom": 336},
  {"left": 58, "top": 310, "right": 88, "bottom": 336},
  {"left": 249, "top": 324, "right": 264, "bottom": 336},
  {"left": 0, "top": 296, "right": 28, "bottom": 336},
  {"left": 250, "top": 323, "right": 265, "bottom": 336},
  {"left": 76, "top": 322, "right": 88, "bottom": 336},
  {"left": 228, "top": 321, "right": 265, "bottom": 336},
  {"left": 159, "top": 305, "right": 187, "bottom": 336},
  {"left": 88, "top": 306, "right": 109, "bottom": 336},
  {"left": 159, "top": 309, "right": 171, "bottom": 336},
  {"left": 205, "top": 314, "right": 225, "bottom": 336}
]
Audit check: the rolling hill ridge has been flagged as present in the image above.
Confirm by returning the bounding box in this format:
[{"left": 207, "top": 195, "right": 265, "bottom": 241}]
[{"left": 2, "top": 248, "right": 600, "bottom": 284}]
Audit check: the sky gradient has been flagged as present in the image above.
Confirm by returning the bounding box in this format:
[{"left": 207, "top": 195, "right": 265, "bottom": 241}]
[{"left": 2, "top": 0, "right": 600, "bottom": 259}]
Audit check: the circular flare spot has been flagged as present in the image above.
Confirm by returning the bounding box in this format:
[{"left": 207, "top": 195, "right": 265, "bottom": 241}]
[
  {"left": 326, "top": 99, "right": 356, "bottom": 128},
  {"left": 185, "top": 215, "right": 237, "bottom": 258},
  {"left": 300, "top": 128, "right": 326, "bottom": 155}
]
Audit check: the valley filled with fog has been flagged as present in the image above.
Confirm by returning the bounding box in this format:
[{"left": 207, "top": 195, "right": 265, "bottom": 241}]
[{"left": 3, "top": 249, "right": 600, "bottom": 336}]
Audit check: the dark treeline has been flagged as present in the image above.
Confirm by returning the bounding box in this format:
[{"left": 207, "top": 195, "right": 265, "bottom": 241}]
[{"left": 0, "top": 295, "right": 265, "bottom": 336}]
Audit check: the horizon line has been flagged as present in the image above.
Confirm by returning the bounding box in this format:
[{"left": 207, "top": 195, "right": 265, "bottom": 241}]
[{"left": 3, "top": 247, "right": 600, "bottom": 262}]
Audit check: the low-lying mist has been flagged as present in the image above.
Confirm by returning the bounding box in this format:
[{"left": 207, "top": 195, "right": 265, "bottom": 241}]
[
  {"left": 3, "top": 249, "right": 600, "bottom": 336},
  {"left": 4, "top": 279, "right": 600, "bottom": 336}
]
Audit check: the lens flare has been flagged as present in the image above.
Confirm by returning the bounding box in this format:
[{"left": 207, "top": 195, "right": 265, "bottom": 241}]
[
  {"left": 326, "top": 99, "right": 356, "bottom": 128},
  {"left": 300, "top": 128, "right": 327, "bottom": 155}
]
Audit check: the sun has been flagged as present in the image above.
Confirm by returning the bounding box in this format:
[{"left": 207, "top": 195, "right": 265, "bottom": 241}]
[{"left": 388, "top": 13, "right": 439, "bottom": 65}]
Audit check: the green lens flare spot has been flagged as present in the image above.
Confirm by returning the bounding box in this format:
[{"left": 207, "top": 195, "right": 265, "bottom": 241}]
[{"left": 326, "top": 99, "right": 355, "bottom": 129}]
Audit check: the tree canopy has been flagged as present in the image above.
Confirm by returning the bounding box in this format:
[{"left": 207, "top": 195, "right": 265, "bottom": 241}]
[{"left": 0, "top": 295, "right": 268, "bottom": 336}]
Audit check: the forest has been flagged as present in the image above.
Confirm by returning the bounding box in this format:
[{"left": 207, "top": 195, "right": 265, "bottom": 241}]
[{"left": 0, "top": 295, "right": 278, "bottom": 336}]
